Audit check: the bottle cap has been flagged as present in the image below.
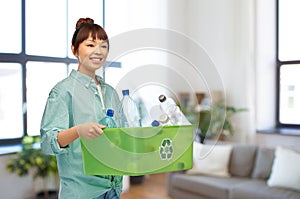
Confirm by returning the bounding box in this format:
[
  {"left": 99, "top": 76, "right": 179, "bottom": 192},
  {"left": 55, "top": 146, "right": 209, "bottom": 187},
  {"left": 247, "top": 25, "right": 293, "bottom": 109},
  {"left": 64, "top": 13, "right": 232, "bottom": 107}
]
[
  {"left": 158, "top": 94, "right": 166, "bottom": 102},
  {"left": 106, "top": 109, "right": 114, "bottom": 117},
  {"left": 159, "top": 113, "right": 169, "bottom": 123},
  {"left": 122, "top": 89, "right": 129, "bottom": 96},
  {"left": 151, "top": 120, "right": 160, "bottom": 127}
]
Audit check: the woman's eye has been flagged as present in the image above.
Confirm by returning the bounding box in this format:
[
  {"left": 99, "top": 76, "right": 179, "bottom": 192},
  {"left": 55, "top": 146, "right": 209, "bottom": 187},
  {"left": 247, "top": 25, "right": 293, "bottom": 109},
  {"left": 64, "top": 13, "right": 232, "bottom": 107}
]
[
  {"left": 87, "top": 44, "right": 94, "bottom": 47},
  {"left": 101, "top": 45, "right": 107, "bottom": 49}
]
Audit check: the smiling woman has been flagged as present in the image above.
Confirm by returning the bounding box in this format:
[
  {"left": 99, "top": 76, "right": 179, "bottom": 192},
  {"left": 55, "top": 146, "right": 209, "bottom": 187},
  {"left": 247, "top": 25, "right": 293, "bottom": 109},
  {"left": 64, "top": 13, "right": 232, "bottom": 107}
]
[
  {"left": 40, "top": 17, "right": 123, "bottom": 199},
  {"left": 71, "top": 18, "right": 109, "bottom": 79}
]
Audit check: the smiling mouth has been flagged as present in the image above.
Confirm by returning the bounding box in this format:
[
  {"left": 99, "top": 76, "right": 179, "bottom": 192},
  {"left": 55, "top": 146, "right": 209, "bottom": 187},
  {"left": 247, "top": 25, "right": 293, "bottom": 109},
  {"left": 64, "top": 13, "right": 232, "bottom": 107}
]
[{"left": 90, "top": 57, "right": 103, "bottom": 62}]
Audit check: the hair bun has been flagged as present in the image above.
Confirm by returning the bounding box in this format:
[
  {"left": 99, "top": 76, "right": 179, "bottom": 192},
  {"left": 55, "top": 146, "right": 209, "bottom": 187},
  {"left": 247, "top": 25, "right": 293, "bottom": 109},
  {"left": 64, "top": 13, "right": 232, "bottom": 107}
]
[{"left": 75, "top": 18, "right": 94, "bottom": 29}]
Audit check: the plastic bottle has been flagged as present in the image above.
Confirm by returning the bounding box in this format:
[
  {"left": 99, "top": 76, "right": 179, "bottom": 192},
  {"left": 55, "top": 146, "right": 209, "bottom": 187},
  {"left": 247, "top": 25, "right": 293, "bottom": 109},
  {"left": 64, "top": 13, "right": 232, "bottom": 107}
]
[
  {"left": 158, "top": 94, "right": 183, "bottom": 125},
  {"left": 117, "top": 89, "right": 142, "bottom": 128},
  {"left": 158, "top": 113, "right": 173, "bottom": 126},
  {"left": 98, "top": 109, "right": 117, "bottom": 128},
  {"left": 158, "top": 94, "right": 191, "bottom": 125}
]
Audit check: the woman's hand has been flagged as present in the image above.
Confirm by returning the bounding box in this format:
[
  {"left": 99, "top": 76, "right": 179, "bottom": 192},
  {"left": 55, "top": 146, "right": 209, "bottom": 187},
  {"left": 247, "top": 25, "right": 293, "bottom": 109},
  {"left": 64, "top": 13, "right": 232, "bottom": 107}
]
[{"left": 76, "top": 122, "right": 105, "bottom": 139}]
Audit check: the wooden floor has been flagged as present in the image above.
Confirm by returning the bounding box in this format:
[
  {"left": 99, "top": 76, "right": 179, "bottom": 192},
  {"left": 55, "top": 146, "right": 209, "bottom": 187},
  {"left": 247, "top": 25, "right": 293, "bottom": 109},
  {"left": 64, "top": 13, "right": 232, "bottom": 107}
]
[{"left": 120, "top": 173, "right": 172, "bottom": 199}]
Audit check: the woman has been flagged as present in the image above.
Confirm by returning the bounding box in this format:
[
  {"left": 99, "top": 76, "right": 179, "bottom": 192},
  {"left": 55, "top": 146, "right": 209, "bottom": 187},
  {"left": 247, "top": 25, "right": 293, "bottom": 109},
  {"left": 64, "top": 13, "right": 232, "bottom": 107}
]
[{"left": 40, "top": 18, "right": 122, "bottom": 199}]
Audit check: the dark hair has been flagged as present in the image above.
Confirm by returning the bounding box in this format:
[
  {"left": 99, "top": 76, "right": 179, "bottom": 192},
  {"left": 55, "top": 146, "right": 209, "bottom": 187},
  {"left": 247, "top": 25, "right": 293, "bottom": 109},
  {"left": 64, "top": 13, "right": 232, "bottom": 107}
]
[{"left": 71, "top": 18, "right": 109, "bottom": 53}]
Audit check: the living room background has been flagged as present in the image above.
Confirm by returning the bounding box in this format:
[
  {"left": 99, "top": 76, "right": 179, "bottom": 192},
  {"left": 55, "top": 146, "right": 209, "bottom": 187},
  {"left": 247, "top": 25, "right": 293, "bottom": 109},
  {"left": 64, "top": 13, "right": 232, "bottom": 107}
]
[{"left": 0, "top": 0, "right": 300, "bottom": 198}]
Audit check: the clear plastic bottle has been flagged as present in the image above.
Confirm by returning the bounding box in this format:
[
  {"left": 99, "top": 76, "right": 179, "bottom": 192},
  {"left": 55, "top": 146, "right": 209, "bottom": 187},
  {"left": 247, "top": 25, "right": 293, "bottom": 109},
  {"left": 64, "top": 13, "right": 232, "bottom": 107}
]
[
  {"left": 158, "top": 113, "right": 173, "bottom": 126},
  {"left": 158, "top": 94, "right": 191, "bottom": 125},
  {"left": 117, "top": 89, "right": 142, "bottom": 128},
  {"left": 98, "top": 109, "right": 117, "bottom": 128},
  {"left": 158, "top": 94, "right": 183, "bottom": 125}
]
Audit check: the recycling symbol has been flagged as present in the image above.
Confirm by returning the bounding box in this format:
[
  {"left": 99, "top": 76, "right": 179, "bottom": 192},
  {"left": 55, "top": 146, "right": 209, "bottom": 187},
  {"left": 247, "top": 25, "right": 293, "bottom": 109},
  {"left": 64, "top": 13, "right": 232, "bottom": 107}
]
[{"left": 159, "top": 138, "right": 173, "bottom": 160}]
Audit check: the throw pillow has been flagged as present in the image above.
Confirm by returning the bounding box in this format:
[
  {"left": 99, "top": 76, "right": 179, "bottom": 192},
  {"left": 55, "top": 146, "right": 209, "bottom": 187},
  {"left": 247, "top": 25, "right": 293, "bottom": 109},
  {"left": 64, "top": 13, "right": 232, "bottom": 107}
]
[
  {"left": 229, "top": 145, "right": 257, "bottom": 177},
  {"left": 251, "top": 147, "right": 275, "bottom": 179},
  {"left": 186, "top": 142, "right": 233, "bottom": 177},
  {"left": 267, "top": 146, "right": 300, "bottom": 192}
]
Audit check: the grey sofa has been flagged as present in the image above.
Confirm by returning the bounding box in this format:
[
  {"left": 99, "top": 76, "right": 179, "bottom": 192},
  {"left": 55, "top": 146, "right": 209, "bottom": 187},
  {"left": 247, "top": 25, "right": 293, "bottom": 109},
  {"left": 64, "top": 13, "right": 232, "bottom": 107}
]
[{"left": 167, "top": 144, "right": 300, "bottom": 199}]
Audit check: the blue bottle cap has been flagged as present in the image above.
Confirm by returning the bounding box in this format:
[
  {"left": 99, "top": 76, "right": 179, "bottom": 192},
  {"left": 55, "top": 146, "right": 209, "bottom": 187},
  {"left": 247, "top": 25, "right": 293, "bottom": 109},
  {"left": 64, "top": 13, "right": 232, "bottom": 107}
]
[
  {"left": 107, "top": 109, "right": 114, "bottom": 117},
  {"left": 122, "top": 89, "right": 129, "bottom": 96},
  {"left": 151, "top": 120, "right": 160, "bottom": 127}
]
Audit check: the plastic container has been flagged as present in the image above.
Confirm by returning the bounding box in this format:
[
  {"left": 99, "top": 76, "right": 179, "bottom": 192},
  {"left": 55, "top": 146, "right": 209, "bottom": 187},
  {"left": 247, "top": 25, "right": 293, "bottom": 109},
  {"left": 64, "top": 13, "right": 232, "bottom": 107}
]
[
  {"left": 98, "top": 109, "right": 117, "bottom": 128},
  {"left": 80, "top": 125, "right": 194, "bottom": 176},
  {"left": 117, "top": 89, "right": 142, "bottom": 128}
]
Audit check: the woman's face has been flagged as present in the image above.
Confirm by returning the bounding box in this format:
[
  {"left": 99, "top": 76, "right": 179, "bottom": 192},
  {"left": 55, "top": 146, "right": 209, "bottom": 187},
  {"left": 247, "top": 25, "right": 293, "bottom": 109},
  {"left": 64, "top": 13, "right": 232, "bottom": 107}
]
[{"left": 73, "top": 34, "right": 108, "bottom": 76}]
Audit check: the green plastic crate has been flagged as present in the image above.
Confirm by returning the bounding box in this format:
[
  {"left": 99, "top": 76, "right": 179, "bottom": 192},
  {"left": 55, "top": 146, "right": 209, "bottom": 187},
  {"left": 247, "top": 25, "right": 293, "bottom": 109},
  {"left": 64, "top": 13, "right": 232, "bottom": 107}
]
[{"left": 81, "top": 125, "right": 194, "bottom": 176}]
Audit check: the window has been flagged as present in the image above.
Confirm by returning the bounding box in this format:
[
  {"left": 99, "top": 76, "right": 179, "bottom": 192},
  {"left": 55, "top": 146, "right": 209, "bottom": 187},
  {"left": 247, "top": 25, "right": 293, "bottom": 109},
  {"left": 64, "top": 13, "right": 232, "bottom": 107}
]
[
  {"left": 26, "top": 0, "right": 67, "bottom": 57},
  {"left": 26, "top": 62, "right": 68, "bottom": 136},
  {"left": 0, "top": 64, "right": 23, "bottom": 139},
  {"left": 0, "top": 0, "right": 104, "bottom": 144},
  {"left": 277, "top": 0, "right": 300, "bottom": 127}
]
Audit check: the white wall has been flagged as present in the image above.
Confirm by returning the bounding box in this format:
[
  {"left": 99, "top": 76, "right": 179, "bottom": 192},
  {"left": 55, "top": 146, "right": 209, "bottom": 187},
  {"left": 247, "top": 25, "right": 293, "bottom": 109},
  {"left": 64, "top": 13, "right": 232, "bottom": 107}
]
[
  {"left": 167, "top": 0, "right": 256, "bottom": 143},
  {"left": 255, "top": 0, "right": 277, "bottom": 130},
  {"left": 0, "top": 154, "right": 36, "bottom": 199}
]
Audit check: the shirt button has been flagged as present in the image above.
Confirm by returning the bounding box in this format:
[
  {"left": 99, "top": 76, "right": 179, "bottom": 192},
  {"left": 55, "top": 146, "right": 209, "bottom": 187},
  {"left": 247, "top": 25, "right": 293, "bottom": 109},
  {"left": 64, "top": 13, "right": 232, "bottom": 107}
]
[{"left": 111, "top": 181, "right": 115, "bottom": 188}]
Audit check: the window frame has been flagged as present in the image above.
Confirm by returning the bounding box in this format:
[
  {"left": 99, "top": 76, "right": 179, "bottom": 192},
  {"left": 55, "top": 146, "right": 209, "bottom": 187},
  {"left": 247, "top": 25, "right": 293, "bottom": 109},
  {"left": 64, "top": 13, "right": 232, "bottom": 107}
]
[
  {"left": 0, "top": 0, "right": 103, "bottom": 145},
  {"left": 276, "top": 0, "right": 300, "bottom": 129}
]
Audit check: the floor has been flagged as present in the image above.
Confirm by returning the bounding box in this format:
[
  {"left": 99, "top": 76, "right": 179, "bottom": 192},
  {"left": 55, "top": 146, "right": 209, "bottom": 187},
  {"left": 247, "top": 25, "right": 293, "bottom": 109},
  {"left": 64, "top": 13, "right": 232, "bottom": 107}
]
[
  {"left": 34, "top": 173, "right": 170, "bottom": 199},
  {"left": 121, "top": 173, "right": 172, "bottom": 199}
]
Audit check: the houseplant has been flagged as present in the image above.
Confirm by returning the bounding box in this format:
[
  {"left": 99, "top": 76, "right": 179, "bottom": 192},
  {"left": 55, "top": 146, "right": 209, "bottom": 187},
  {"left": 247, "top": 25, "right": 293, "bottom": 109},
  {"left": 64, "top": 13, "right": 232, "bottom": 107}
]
[
  {"left": 197, "top": 99, "right": 247, "bottom": 142},
  {"left": 6, "top": 136, "right": 58, "bottom": 199}
]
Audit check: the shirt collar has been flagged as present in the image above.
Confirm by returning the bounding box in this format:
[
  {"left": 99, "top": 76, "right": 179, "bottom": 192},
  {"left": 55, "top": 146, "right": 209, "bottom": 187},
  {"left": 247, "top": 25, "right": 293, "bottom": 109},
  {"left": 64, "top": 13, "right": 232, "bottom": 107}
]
[{"left": 70, "top": 69, "right": 104, "bottom": 88}]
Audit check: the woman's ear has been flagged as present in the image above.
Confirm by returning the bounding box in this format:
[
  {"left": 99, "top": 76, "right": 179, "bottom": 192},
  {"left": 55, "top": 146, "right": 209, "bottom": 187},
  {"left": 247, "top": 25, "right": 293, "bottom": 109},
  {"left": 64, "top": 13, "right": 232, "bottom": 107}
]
[{"left": 71, "top": 45, "right": 78, "bottom": 57}]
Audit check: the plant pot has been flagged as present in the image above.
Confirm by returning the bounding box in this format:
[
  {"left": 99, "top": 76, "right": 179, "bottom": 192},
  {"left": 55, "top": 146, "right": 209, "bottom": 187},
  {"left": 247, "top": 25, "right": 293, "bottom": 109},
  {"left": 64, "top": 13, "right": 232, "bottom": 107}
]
[
  {"left": 34, "top": 174, "right": 59, "bottom": 199},
  {"left": 36, "top": 190, "right": 58, "bottom": 199},
  {"left": 199, "top": 134, "right": 206, "bottom": 144},
  {"left": 130, "top": 175, "right": 144, "bottom": 185}
]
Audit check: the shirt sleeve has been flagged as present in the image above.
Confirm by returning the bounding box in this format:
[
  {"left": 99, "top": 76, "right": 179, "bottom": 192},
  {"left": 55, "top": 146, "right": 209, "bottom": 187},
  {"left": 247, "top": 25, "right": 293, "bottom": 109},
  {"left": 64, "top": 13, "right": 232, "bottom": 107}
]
[{"left": 40, "top": 86, "right": 71, "bottom": 155}]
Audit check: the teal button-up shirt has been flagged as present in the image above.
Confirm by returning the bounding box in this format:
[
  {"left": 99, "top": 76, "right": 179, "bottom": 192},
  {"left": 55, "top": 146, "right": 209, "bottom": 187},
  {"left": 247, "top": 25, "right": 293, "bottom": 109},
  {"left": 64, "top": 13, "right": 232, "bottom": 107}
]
[{"left": 40, "top": 70, "right": 123, "bottom": 199}]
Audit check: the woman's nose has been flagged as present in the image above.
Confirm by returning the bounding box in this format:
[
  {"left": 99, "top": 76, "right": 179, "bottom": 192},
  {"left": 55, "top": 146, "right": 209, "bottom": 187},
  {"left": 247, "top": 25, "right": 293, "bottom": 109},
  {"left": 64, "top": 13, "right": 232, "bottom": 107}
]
[{"left": 94, "top": 44, "right": 102, "bottom": 54}]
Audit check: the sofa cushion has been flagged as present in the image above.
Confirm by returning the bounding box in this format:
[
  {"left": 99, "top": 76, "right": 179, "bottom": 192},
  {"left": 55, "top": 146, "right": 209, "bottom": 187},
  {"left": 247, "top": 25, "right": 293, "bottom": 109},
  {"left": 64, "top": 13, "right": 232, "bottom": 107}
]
[
  {"left": 170, "top": 173, "right": 248, "bottom": 199},
  {"left": 267, "top": 146, "right": 300, "bottom": 192},
  {"left": 251, "top": 147, "right": 275, "bottom": 179},
  {"left": 230, "top": 179, "right": 300, "bottom": 199},
  {"left": 186, "top": 142, "right": 233, "bottom": 177},
  {"left": 229, "top": 145, "right": 257, "bottom": 177}
]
